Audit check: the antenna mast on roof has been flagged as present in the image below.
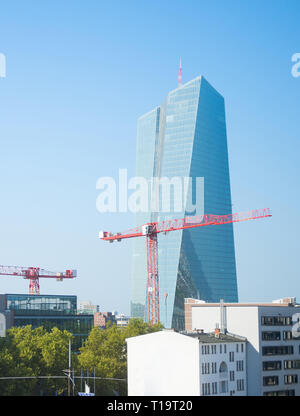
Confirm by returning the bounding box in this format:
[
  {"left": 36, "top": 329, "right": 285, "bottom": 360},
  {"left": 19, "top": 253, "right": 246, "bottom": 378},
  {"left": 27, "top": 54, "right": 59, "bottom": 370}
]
[{"left": 178, "top": 57, "right": 182, "bottom": 87}]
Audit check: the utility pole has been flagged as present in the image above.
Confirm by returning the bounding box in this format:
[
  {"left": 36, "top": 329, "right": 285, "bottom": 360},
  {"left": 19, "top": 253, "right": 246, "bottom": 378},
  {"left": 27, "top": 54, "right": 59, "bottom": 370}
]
[
  {"left": 164, "top": 293, "right": 168, "bottom": 328},
  {"left": 68, "top": 339, "right": 71, "bottom": 396},
  {"left": 62, "top": 339, "right": 72, "bottom": 396}
]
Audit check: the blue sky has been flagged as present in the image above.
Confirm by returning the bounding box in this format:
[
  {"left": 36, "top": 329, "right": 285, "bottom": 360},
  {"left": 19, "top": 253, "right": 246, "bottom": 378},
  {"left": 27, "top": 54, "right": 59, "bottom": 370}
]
[{"left": 0, "top": 0, "right": 299, "bottom": 314}]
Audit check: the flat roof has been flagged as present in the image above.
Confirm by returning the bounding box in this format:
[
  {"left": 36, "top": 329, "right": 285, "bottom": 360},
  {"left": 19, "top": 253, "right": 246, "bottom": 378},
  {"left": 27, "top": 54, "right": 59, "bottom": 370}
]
[
  {"left": 181, "top": 331, "right": 246, "bottom": 344},
  {"left": 185, "top": 301, "right": 298, "bottom": 308},
  {"left": 4, "top": 293, "right": 76, "bottom": 298}
]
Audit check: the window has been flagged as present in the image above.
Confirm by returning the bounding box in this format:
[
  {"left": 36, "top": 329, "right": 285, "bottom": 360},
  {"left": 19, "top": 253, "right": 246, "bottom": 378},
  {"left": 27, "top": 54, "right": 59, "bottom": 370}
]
[
  {"left": 283, "top": 331, "right": 293, "bottom": 340},
  {"left": 241, "top": 344, "right": 244, "bottom": 353},
  {"left": 202, "top": 383, "right": 210, "bottom": 396},
  {"left": 220, "top": 344, "right": 223, "bottom": 354},
  {"left": 236, "top": 360, "right": 244, "bottom": 371},
  {"left": 262, "top": 346, "right": 294, "bottom": 356},
  {"left": 237, "top": 379, "right": 245, "bottom": 391},
  {"left": 263, "top": 376, "right": 279, "bottom": 386},
  {"left": 264, "top": 390, "right": 295, "bottom": 396},
  {"left": 230, "top": 371, "right": 235, "bottom": 381},
  {"left": 211, "top": 362, "right": 217, "bottom": 374},
  {"left": 220, "top": 380, "right": 228, "bottom": 394},
  {"left": 202, "top": 362, "right": 210, "bottom": 374},
  {"left": 262, "top": 331, "right": 281, "bottom": 341},
  {"left": 224, "top": 344, "right": 227, "bottom": 353},
  {"left": 261, "top": 316, "right": 292, "bottom": 326},
  {"left": 201, "top": 345, "right": 210, "bottom": 355},
  {"left": 262, "top": 361, "right": 282, "bottom": 371},
  {"left": 284, "top": 375, "right": 298, "bottom": 384},
  {"left": 212, "top": 382, "right": 218, "bottom": 394},
  {"left": 229, "top": 351, "right": 234, "bottom": 362},
  {"left": 284, "top": 360, "right": 300, "bottom": 370},
  {"left": 219, "top": 361, "right": 228, "bottom": 374},
  {"left": 236, "top": 344, "right": 239, "bottom": 353}
]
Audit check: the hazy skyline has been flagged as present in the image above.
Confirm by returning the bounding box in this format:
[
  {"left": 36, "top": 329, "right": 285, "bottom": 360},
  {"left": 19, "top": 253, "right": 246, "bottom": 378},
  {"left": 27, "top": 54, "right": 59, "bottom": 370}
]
[{"left": 0, "top": 0, "right": 299, "bottom": 314}]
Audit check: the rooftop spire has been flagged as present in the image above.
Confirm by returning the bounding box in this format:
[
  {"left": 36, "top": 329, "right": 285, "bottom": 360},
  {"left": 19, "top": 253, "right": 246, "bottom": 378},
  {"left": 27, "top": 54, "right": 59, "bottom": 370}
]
[{"left": 178, "top": 56, "right": 182, "bottom": 87}]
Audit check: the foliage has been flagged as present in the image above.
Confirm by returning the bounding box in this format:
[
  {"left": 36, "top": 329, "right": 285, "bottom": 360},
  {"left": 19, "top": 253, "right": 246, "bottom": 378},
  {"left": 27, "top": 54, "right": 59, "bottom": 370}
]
[
  {"left": 0, "top": 319, "right": 163, "bottom": 396},
  {"left": 0, "top": 325, "right": 73, "bottom": 396},
  {"left": 77, "top": 318, "right": 163, "bottom": 396}
]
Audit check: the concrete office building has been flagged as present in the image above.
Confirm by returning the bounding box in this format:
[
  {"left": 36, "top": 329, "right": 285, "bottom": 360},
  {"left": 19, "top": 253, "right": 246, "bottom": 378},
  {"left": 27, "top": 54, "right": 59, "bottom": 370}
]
[
  {"left": 185, "top": 297, "right": 300, "bottom": 396},
  {"left": 126, "top": 329, "right": 247, "bottom": 396},
  {"left": 132, "top": 75, "right": 238, "bottom": 330}
]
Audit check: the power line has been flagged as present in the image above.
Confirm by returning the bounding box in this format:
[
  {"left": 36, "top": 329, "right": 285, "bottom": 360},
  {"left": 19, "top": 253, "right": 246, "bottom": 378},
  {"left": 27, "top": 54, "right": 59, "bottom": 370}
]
[{"left": 0, "top": 376, "right": 126, "bottom": 381}]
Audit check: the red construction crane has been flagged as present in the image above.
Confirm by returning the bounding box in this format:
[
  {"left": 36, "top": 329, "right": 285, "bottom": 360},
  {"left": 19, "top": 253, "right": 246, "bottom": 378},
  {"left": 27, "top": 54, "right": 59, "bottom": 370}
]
[
  {"left": 99, "top": 208, "right": 272, "bottom": 325},
  {"left": 0, "top": 265, "right": 77, "bottom": 295}
]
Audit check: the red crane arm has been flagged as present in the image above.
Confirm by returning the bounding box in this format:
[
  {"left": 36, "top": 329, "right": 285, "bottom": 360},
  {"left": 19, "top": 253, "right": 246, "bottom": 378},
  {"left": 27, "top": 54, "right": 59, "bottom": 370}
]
[
  {"left": 0, "top": 266, "right": 77, "bottom": 279},
  {"left": 99, "top": 208, "right": 271, "bottom": 242}
]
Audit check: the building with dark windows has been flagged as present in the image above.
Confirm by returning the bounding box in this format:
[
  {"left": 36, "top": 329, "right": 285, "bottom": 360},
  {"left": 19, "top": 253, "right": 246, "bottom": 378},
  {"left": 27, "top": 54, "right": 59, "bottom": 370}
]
[
  {"left": 0, "top": 294, "right": 93, "bottom": 350},
  {"left": 185, "top": 297, "right": 300, "bottom": 396},
  {"left": 131, "top": 75, "right": 238, "bottom": 330}
]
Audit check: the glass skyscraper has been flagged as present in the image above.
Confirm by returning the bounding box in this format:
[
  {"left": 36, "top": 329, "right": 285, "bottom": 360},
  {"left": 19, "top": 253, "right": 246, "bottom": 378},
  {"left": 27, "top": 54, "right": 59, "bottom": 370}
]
[{"left": 131, "top": 75, "right": 238, "bottom": 330}]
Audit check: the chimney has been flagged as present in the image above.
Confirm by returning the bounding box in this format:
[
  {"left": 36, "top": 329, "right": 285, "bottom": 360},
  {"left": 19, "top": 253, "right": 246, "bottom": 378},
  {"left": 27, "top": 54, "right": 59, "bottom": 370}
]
[
  {"left": 215, "top": 323, "right": 220, "bottom": 338},
  {"left": 220, "top": 299, "right": 227, "bottom": 334}
]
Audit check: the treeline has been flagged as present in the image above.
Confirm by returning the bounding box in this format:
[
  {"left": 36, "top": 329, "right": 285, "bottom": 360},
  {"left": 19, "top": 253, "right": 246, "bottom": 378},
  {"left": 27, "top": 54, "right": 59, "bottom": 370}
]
[{"left": 0, "top": 318, "right": 162, "bottom": 396}]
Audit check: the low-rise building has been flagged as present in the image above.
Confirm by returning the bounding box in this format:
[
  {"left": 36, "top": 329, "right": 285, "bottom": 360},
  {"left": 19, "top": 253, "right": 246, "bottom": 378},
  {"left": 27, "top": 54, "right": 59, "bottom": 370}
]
[
  {"left": 185, "top": 297, "right": 300, "bottom": 396},
  {"left": 126, "top": 329, "right": 247, "bottom": 396},
  {"left": 115, "top": 313, "right": 130, "bottom": 327},
  {"left": 94, "top": 312, "right": 116, "bottom": 328},
  {"left": 78, "top": 300, "right": 99, "bottom": 315},
  {"left": 0, "top": 293, "right": 93, "bottom": 349}
]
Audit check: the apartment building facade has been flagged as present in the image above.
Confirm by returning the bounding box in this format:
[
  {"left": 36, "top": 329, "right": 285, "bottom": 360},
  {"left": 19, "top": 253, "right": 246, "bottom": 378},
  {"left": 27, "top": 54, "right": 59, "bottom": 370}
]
[{"left": 185, "top": 297, "right": 300, "bottom": 396}]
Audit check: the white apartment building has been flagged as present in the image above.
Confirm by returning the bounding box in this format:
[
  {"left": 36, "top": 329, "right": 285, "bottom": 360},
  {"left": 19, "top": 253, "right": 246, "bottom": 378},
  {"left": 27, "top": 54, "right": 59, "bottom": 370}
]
[
  {"left": 185, "top": 297, "right": 300, "bottom": 396},
  {"left": 77, "top": 300, "right": 99, "bottom": 315},
  {"left": 115, "top": 313, "right": 130, "bottom": 327},
  {"left": 126, "top": 329, "right": 247, "bottom": 396}
]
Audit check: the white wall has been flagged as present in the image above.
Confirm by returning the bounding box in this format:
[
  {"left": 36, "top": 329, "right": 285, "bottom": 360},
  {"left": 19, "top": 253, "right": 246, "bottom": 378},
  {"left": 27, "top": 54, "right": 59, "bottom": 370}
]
[
  {"left": 127, "top": 331, "right": 200, "bottom": 396},
  {"left": 0, "top": 313, "right": 6, "bottom": 337}
]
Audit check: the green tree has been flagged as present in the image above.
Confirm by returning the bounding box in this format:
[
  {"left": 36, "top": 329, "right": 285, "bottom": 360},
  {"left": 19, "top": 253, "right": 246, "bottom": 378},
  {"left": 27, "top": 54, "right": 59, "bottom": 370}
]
[
  {"left": 0, "top": 325, "right": 74, "bottom": 396},
  {"left": 78, "top": 318, "right": 163, "bottom": 396}
]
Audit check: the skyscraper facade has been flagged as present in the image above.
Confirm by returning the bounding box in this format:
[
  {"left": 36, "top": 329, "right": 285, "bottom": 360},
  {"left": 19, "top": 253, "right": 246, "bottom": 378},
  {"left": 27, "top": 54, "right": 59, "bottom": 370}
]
[{"left": 131, "top": 76, "right": 238, "bottom": 330}]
